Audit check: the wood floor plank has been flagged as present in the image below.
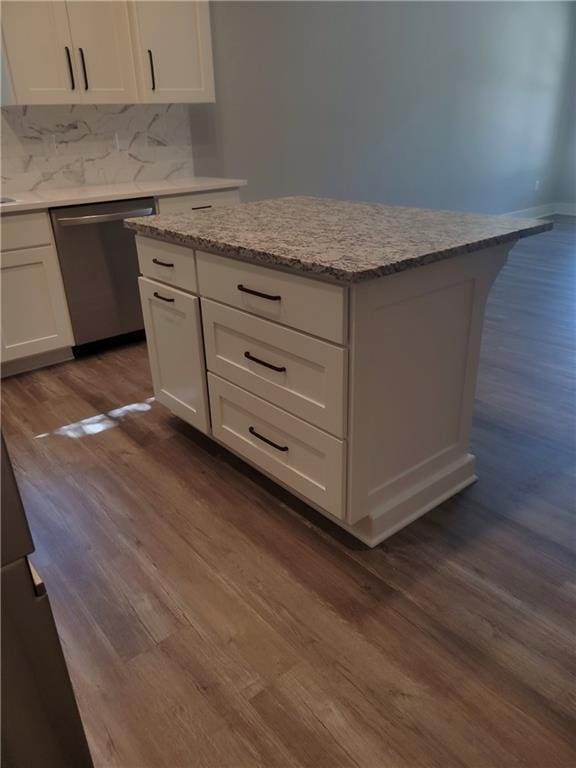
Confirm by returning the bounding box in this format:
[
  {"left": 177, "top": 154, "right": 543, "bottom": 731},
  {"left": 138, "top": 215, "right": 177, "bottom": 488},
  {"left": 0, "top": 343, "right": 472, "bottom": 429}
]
[{"left": 2, "top": 216, "right": 575, "bottom": 767}]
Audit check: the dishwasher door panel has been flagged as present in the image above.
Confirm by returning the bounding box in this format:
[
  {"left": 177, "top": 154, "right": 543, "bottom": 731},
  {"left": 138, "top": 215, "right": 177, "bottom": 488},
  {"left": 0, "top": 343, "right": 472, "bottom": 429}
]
[{"left": 51, "top": 198, "right": 155, "bottom": 346}]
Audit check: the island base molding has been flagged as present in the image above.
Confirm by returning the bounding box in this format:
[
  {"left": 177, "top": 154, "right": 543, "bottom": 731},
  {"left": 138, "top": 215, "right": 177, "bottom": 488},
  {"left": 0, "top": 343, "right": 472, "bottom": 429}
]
[
  {"left": 342, "top": 454, "right": 477, "bottom": 547},
  {"left": 210, "top": 438, "right": 478, "bottom": 548}
]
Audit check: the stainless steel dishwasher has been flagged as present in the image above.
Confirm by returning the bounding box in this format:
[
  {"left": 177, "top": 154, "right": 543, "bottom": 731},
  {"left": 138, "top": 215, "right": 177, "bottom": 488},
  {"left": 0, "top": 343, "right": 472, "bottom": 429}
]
[{"left": 50, "top": 197, "right": 156, "bottom": 349}]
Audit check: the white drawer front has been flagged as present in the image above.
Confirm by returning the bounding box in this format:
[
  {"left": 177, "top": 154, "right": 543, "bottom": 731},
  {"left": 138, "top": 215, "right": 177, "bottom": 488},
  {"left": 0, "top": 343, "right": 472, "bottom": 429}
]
[
  {"left": 202, "top": 300, "right": 346, "bottom": 437},
  {"left": 208, "top": 374, "right": 346, "bottom": 519},
  {"left": 137, "top": 237, "right": 197, "bottom": 294},
  {"left": 1, "top": 211, "right": 52, "bottom": 251},
  {"left": 197, "top": 252, "right": 346, "bottom": 344},
  {"left": 156, "top": 189, "right": 240, "bottom": 215}
]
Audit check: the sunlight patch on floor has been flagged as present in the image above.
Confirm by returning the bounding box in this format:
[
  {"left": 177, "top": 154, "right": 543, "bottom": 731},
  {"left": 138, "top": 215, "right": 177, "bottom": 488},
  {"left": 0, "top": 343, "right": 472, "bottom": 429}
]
[{"left": 34, "top": 397, "right": 155, "bottom": 440}]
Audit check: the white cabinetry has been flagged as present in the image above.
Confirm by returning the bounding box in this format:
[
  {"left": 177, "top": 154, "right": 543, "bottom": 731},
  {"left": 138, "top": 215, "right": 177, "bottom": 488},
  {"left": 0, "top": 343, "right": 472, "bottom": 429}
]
[
  {"left": 1, "top": 0, "right": 214, "bottom": 105},
  {"left": 64, "top": 1, "right": 138, "bottom": 104},
  {"left": 1, "top": 1, "right": 76, "bottom": 105},
  {"left": 136, "top": 234, "right": 510, "bottom": 546},
  {"left": 208, "top": 374, "right": 346, "bottom": 518},
  {"left": 138, "top": 278, "right": 209, "bottom": 434},
  {"left": 129, "top": 1, "right": 214, "bottom": 104},
  {"left": 1, "top": 212, "right": 74, "bottom": 369}
]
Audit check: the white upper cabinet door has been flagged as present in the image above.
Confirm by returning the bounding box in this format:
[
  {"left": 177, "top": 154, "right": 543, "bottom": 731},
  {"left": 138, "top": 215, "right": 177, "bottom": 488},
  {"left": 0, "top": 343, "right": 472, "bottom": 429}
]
[
  {"left": 130, "top": 1, "right": 215, "bottom": 103},
  {"left": 65, "top": 1, "right": 138, "bottom": 104},
  {"left": 1, "top": 1, "right": 76, "bottom": 105}
]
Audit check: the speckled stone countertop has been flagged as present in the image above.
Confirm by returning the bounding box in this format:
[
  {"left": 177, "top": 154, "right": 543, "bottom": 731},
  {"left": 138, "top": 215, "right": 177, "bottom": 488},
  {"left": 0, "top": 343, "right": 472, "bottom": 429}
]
[{"left": 126, "top": 196, "right": 552, "bottom": 283}]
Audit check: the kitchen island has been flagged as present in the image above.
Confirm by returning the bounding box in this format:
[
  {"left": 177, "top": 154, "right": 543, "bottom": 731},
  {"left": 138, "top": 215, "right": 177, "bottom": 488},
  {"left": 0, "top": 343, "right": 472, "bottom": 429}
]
[{"left": 127, "top": 197, "right": 550, "bottom": 546}]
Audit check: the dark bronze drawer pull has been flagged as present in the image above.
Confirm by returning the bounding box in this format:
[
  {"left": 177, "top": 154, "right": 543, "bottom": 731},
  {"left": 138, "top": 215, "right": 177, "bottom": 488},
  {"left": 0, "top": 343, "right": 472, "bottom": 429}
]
[
  {"left": 152, "top": 258, "right": 174, "bottom": 267},
  {"left": 244, "top": 351, "right": 286, "bottom": 373},
  {"left": 191, "top": 205, "right": 212, "bottom": 211},
  {"left": 147, "top": 49, "right": 156, "bottom": 91},
  {"left": 249, "top": 426, "right": 288, "bottom": 452},
  {"left": 78, "top": 47, "right": 89, "bottom": 90},
  {"left": 154, "top": 291, "right": 174, "bottom": 303},
  {"left": 237, "top": 284, "right": 281, "bottom": 301},
  {"left": 64, "top": 47, "right": 75, "bottom": 90}
]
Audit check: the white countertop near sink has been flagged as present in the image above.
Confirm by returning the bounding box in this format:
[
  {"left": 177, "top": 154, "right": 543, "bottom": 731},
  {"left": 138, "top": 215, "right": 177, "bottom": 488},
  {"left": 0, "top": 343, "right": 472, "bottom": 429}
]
[{"left": 0, "top": 176, "right": 247, "bottom": 214}]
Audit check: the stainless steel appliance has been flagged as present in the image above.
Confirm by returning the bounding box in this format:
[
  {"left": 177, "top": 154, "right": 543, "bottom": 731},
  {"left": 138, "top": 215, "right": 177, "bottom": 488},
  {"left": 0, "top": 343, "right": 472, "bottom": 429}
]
[{"left": 51, "top": 198, "right": 156, "bottom": 348}]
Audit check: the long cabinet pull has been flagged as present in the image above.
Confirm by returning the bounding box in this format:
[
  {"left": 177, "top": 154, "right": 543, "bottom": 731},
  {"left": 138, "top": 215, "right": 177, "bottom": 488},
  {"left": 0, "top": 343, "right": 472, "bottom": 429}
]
[
  {"left": 249, "top": 426, "right": 289, "bottom": 452},
  {"left": 147, "top": 50, "right": 156, "bottom": 91},
  {"left": 244, "top": 351, "right": 286, "bottom": 373},
  {"left": 153, "top": 291, "right": 174, "bottom": 303},
  {"left": 152, "top": 258, "right": 174, "bottom": 268},
  {"left": 78, "top": 47, "right": 88, "bottom": 90},
  {"left": 237, "top": 284, "right": 281, "bottom": 302},
  {"left": 64, "top": 47, "right": 75, "bottom": 90}
]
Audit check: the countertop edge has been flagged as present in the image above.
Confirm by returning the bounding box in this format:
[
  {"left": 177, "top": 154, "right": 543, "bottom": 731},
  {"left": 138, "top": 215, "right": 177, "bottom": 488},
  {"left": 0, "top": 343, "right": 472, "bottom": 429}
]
[
  {"left": 0, "top": 177, "right": 247, "bottom": 214},
  {"left": 126, "top": 217, "right": 553, "bottom": 284}
]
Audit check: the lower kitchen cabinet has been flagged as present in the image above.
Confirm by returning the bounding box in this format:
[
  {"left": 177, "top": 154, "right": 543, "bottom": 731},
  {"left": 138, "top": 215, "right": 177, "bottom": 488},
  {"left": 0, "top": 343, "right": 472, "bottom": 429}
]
[
  {"left": 1, "top": 241, "right": 74, "bottom": 365},
  {"left": 134, "top": 223, "right": 517, "bottom": 546},
  {"left": 138, "top": 276, "right": 210, "bottom": 434},
  {"left": 208, "top": 373, "right": 346, "bottom": 519}
]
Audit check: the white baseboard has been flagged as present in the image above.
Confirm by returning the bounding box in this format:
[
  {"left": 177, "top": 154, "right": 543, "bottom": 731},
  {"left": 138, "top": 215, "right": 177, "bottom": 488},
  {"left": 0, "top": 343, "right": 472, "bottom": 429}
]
[
  {"left": 501, "top": 202, "right": 576, "bottom": 219},
  {"left": 554, "top": 202, "right": 576, "bottom": 216}
]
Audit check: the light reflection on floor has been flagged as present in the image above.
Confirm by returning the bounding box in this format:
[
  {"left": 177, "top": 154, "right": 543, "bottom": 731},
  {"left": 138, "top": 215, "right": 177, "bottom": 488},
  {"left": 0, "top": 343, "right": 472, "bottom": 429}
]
[{"left": 34, "top": 397, "right": 155, "bottom": 440}]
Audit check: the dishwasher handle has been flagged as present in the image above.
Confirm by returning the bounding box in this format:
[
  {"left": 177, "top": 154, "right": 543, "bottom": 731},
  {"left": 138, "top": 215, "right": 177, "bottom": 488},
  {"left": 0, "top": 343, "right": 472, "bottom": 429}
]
[{"left": 57, "top": 207, "right": 155, "bottom": 227}]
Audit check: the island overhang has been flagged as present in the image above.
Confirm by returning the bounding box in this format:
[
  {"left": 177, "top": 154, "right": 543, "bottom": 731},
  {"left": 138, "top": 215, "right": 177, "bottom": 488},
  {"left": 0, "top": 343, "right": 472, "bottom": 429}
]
[{"left": 126, "top": 195, "right": 552, "bottom": 283}]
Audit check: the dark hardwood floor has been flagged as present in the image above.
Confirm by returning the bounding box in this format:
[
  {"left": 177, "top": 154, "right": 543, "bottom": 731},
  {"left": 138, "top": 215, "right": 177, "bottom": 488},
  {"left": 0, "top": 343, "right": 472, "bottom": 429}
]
[{"left": 2, "top": 216, "right": 575, "bottom": 768}]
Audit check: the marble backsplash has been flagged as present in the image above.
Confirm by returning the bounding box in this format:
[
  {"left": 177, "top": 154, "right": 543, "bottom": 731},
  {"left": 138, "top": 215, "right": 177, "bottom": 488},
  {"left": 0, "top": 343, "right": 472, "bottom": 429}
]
[{"left": 1, "top": 104, "right": 197, "bottom": 193}]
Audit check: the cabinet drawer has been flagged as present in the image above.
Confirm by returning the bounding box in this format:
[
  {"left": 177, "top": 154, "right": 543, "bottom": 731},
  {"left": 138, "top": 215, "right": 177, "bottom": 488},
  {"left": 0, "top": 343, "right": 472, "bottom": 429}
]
[
  {"left": 137, "top": 236, "right": 197, "bottom": 294},
  {"left": 156, "top": 189, "right": 240, "bottom": 215},
  {"left": 208, "top": 374, "right": 346, "bottom": 519},
  {"left": 202, "top": 300, "right": 347, "bottom": 437},
  {"left": 139, "top": 277, "right": 209, "bottom": 434},
  {"left": 197, "top": 252, "right": 346, "bottom": 344},
  {"left": 1, "top": 211, "right": 52, "bottom": 251}
]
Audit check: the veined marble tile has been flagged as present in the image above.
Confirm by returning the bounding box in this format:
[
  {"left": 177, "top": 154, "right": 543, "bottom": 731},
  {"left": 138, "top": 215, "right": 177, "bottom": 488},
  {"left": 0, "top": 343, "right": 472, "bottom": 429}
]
[{"left": 1, "top": 104, "right": 195, "bottom": 192}]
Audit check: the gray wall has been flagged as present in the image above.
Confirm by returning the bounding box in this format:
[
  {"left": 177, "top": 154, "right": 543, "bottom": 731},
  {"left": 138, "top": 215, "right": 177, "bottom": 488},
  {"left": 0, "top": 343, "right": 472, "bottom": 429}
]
[
  {"left": 552, "top": 1, "right": 576, "bottom": 203},
  {"left": 193, "top": 1, "right": 574, "bottom": 212}
]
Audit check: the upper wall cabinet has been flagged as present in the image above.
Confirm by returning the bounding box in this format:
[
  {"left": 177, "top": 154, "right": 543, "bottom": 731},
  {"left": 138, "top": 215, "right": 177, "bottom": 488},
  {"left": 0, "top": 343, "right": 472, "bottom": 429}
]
[
  {"left": 62, "top": 1, "right": 139, "bottom": 104},
  {"left": 1, "top": 1, "right": 215, "bottom": 106},
  {"left": 2, "top": 1, "right": 137, "bottom": 105},
  {"left": 1, "top": 1, "right": 77, "bottom": 105},
  {"left": 129, "top": 1, "right": 215, "bottom": 104}
]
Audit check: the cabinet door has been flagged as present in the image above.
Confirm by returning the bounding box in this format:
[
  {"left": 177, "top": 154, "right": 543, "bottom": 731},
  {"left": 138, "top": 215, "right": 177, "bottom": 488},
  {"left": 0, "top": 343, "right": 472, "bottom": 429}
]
[
  {"left": 1, "top": 245, "right": 74, "bottom": 362},
  {"left": 1, "top": 1, "right": 76, "bottom": 105},
  {"left": 130, "top": 1, "right": 215, "bottom": 103},
  {"left": 65, "top": 1, "right": 138, "bottom": 104},
  {"left": 138, "top": 277, "right": 209, "bottom": 434}
]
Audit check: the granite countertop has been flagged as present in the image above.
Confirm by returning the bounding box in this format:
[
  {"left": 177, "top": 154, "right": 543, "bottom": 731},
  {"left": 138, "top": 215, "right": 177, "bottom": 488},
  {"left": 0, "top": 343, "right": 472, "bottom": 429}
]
[
  {"left": 0, "top": 176, "right": 247, "bottom": 214},
  {"left": 126, "top": 196, "right": 552, "bottom": 283}
]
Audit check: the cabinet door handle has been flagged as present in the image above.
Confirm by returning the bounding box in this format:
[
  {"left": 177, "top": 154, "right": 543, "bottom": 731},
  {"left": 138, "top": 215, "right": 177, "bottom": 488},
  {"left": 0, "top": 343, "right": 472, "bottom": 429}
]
[
  {"left": 78, "top": 47, "right": 89, "bottom": 90},
  {"left": 191, "top": 205, "right": 212, "bottom": 211},
  {"left": 152, "top": 258, "right": 174, "bottom": 268},
  {"left": 237, "top": 284, "right": 281, "bottom": 301},
  {"left": 147, "top": 49, "right": 156, "bottom": 91},
  {"left": 153, "top": 291, "right": 174, "bottom": 303},
  {"left": 244, "top": 351, "right": 286, "bottom": 373},
  {"left": 249, "top": 426, "right": 289, "bottom": 452},
  {"left": 65, "top": 47, "right": 75, "bottom": 90}
]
